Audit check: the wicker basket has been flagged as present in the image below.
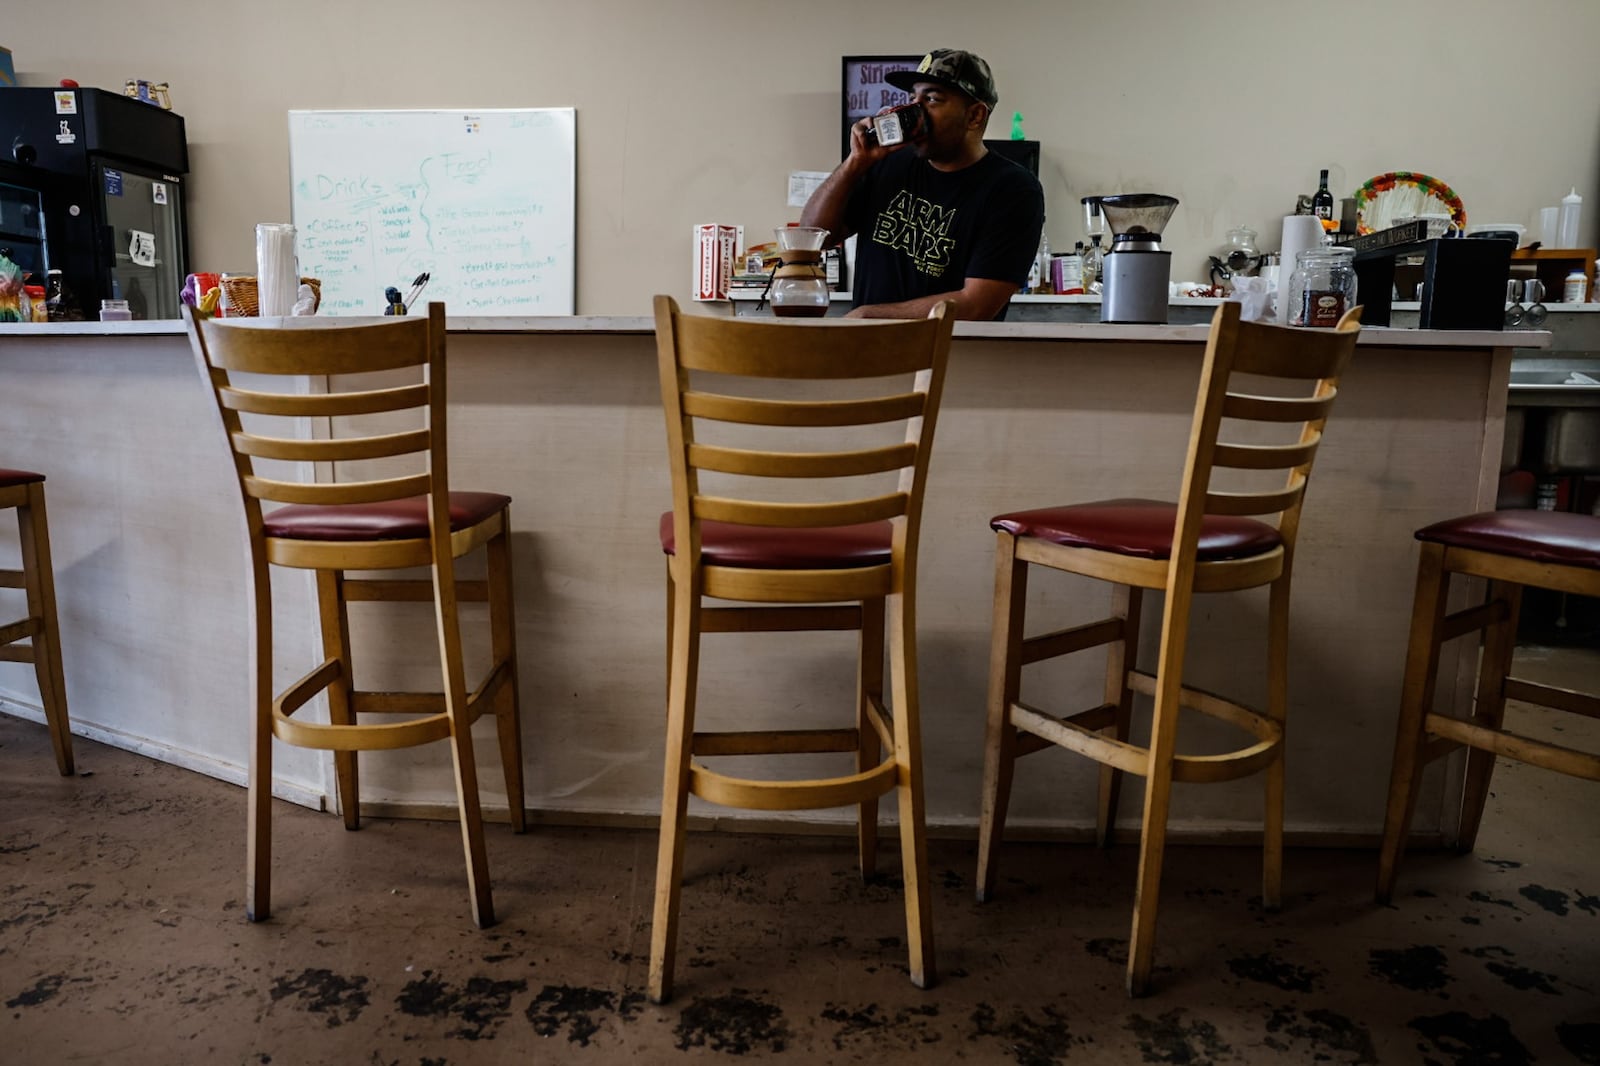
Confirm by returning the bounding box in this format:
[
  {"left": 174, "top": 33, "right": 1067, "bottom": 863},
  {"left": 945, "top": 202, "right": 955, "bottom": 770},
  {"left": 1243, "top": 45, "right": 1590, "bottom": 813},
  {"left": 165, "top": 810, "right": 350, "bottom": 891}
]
[{"left": 218, "top": 275, "right": 322, "bottom": 317}]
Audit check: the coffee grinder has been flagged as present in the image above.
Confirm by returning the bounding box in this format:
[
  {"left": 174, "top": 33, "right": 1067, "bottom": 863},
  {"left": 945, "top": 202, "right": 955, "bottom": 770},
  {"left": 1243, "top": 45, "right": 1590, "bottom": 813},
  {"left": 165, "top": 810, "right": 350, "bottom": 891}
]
[{"left": 1098, "top": 193, "right": 1179, "bottom": 324}]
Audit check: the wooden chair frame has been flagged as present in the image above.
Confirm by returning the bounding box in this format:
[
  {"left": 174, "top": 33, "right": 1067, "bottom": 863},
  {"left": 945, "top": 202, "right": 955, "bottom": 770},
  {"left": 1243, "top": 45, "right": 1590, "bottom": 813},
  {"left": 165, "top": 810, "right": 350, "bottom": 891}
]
[
  {"left": 185, "top": 303, "right": 525, "bottom": 928},
  {"left": 976, "top": 301, "right": 1362, "bottom": 995},
  {"left": 1375, "top": 538, "right": 1600, "bottom": 903},
  {"left": 649, "top": 295, "right": 955, "bottom": 1003},
  {"left": 0, "top": 477, "right": 74, "bottom": 775}
]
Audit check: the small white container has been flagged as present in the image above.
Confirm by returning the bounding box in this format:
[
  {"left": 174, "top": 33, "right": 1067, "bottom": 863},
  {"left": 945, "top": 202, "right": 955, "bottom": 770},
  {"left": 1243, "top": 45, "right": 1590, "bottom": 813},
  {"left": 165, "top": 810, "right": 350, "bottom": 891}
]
[
  {"left": 99, "top": 299, "right": 132, "bottom": 322},
  {"left": 1564, "top": 270, "right": 1588, "bottom": 304}
]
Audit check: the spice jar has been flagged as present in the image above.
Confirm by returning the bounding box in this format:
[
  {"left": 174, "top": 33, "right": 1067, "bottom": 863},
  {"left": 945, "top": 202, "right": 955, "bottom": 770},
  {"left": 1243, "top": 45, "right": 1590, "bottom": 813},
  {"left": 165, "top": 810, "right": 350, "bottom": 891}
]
[{"left": 1285, "top": 246, "right": 1358, "bottom": 327}]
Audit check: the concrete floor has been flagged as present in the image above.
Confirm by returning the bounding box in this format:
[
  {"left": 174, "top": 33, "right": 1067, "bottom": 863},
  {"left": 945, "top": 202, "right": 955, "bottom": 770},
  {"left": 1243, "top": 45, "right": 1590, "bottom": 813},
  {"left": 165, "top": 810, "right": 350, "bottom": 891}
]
[{"left": 2, "top": 649, "right": 1596, "bottom": 1065}]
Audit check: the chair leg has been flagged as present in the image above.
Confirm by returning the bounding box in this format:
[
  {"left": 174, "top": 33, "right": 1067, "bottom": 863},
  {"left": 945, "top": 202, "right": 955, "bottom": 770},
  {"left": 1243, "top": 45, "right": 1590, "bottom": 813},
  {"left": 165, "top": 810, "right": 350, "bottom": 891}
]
[
  {"left": 856, "top": 597, "right": 885, "bottom": 880},
  {"left": 1097, "top": 585, "right": 1142, "bottom": 849},
  {"left": 315, "top": 570, "right": 360, "bottom": 830},
  {"left": 976, "top": 531, "right": 1027, "bottom": 903},
  {"left": 433, "top": 559, "right": 495, "bottom": 929},
  {"left": 488, "top": 524, "right": 527, "bottom": 834},
  {"left": 1454, "top": 581, "right": 1521, "bottom": 854},
  {"left": 1376, "top": 543, "right": 1451, "bottom": 905},
  {"left": 246, "top": 553, "right": 275, "bottom": 922},
  {"left": 1262, "top": 576, "right": 1291, "bottom": 912},
  {"left": 1126, "top": 585, "right": 1194, "bottom": 997},
  {"left": 18, "top": 485, "right": 73, "bottom": 776},
  {"left": 888, "top": 584, "right": 936, "bottom": 990},
  {"left": 649, "top": 567, "right": 703, "bottom": 1004}
]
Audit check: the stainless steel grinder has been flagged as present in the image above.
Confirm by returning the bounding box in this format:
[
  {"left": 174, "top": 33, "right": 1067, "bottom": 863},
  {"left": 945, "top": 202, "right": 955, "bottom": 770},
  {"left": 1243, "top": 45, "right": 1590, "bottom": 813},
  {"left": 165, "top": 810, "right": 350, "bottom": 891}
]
[{"left": 1098, "top": 194, "right": 1180, "bottom": 324}]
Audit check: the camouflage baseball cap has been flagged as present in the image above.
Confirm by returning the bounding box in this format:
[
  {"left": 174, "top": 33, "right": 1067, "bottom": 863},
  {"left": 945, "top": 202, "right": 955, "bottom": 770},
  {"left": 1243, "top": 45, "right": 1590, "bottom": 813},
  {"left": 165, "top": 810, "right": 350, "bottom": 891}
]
[{"left": 885, "top": 49, "right": 998, "bottom": 107}]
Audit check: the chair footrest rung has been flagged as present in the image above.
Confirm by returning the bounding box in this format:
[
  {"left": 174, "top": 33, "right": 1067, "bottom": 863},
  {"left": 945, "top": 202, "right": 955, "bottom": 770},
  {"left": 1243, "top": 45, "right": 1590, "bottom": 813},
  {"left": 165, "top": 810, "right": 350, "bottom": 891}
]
[
  {"left": 1125, "top": 669, "right": 1279, "bottom": 739},
  {"left": 0, "top": 616, "right": 40, "bottom": 647},
  {"left": 1012, "top": 701, "right": 1148, "bottom": 776},
  {"left": 342, "top": 578, "right": 490, "bottom": 603},
  {"left": 688, "top": 756, "right": 900, "bottom": 811},
  {"left": 1426, "top": 713, "right": 1600, "bottom": 781},
  {"left": 863, "top": 694, "right": 894, "bottom": 751},
  {"left": 693, "top": 728, "right": 861, "bottom": 757},
  {"left": 351, "top": 691, "right": 445, "bottom": 715},
  {"left": 1503, "top": 677, "right": 1600, "bottom": 721},
  {"left": 1439, "top": 598, "right": 1510, "bottom": 643},
  {"left": 0, "top": 570, "right": 25, "bottom": 590},
  {"left": 273, "top": 709, "right": 453, "bottom": 751},
  {"left": 1021, "top": 618, "right": 1124, "bottom": 666},
  {"left": 0, "top": 643, "right": 36, "bottom": 663},
  {"left": 1011, "top": 698, "right": 1283, "bottom": 784},
  {"left": 701, "top": 605, "right": 862, "bottom": 633}
]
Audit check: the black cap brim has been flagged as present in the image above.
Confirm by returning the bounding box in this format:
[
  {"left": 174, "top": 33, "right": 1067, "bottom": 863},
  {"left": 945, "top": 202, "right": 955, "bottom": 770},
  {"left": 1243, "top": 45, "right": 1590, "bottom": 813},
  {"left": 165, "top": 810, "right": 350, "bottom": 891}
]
[{"left": 883, "top": 68, "right": 995, "bottom": 107}]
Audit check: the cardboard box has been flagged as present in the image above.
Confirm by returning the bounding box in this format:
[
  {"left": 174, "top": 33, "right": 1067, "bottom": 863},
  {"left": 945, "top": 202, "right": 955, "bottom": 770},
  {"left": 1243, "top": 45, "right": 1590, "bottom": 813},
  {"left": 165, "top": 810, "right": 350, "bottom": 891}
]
[{"left": 693, "top": 223, "right": 742, "bottom": 301}]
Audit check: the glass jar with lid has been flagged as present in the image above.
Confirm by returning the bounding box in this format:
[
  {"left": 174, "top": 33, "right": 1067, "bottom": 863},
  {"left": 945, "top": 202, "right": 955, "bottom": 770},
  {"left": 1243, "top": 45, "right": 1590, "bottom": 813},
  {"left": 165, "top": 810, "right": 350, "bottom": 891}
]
[
  {"left": 1285, "top": 246, "right": 1358, "bottom": 327},
  {"left": 1222, "top": 225, "right": 1260, "bottom": 274}
]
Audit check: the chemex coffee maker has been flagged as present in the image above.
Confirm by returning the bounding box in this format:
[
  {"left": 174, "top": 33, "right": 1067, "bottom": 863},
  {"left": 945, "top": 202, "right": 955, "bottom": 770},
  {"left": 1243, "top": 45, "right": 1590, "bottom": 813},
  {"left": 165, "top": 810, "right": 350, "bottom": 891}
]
[{"left": 1099, "top": 193, "right": 1179, "bottom": 324}]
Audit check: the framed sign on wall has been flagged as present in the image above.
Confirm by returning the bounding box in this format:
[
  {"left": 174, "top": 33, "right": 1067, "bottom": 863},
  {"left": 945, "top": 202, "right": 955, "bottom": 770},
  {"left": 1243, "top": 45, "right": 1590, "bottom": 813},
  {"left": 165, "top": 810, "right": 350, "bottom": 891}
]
[{"left": 841, "top": 55, "right": 919, "bottom": 158}]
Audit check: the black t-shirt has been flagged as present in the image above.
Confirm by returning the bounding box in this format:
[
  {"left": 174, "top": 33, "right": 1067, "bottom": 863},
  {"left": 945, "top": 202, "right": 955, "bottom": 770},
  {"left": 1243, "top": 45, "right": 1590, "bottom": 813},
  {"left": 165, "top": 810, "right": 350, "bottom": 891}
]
[{"left": 844, "top": 149, "right": 1045, "bottom": 320}]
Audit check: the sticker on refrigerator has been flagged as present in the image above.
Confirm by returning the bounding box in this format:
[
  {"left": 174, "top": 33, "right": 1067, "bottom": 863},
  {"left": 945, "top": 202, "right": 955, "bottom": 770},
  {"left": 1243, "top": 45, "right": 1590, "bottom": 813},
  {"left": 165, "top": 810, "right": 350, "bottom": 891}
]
[
  {"left": 55, "top": 120, "right": 76, "bottom": 145},
  {"left": 54, "top": 91, "right": 77, "bottom": 114},
  {"left": 152, "top": 182, "right": 168, "bottom": 205},
  {"left": 105, "top": 169, "right": 123, "bottom": 196},
  {"left": 129, "top": 230, "right": 156, "bottom": 268}
]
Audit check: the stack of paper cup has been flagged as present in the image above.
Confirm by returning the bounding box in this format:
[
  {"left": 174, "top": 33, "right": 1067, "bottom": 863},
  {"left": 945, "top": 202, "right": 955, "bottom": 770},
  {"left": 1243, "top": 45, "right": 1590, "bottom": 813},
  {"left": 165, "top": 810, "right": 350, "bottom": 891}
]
[
  {"left": 1278, "top": 215, "right": 1327, "bottom": 322},
  {"left": 256, "top": 223, "right": 299, "bottom": 317}
]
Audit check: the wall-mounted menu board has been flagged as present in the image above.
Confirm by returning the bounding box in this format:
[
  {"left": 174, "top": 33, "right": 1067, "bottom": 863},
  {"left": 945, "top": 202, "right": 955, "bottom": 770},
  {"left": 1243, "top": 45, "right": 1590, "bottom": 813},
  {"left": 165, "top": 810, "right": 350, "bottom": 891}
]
[{"left": 288, "top": 108, "right": 575, "bottom": 315}]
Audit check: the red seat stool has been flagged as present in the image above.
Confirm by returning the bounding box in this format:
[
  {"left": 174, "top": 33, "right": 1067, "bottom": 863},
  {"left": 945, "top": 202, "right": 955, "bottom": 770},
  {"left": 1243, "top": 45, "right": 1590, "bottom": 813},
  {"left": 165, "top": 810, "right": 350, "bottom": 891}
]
[
  {"left": 1376, "top": 509, "right": 1600, "bottom": 903},
  {"left": 0, "top": 469, "right": 73, "bottom": 775},
  {"left": 974, "top": 302, "right": 1363, "bottom": 995},
  {"left": 646, "top": 295, "right": 956, "bottom": 1003},
  {"left": 186, "top": 303, "right": 526, "bottom": 928}
]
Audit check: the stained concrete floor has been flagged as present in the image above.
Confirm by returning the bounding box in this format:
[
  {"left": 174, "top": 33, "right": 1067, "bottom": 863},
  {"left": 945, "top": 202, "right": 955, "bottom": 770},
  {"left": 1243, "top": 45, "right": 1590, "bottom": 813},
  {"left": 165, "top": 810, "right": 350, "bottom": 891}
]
[{"left": 3, "top": 649, "right": 1597, "bottom": 1065}]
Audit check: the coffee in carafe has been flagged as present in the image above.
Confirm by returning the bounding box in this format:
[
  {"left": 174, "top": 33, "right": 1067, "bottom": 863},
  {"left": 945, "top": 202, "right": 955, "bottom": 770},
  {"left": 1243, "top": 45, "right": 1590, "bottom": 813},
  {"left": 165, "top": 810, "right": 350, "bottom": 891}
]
[{"left": 768, "top": 226, "right": 831, "bottom": 318}]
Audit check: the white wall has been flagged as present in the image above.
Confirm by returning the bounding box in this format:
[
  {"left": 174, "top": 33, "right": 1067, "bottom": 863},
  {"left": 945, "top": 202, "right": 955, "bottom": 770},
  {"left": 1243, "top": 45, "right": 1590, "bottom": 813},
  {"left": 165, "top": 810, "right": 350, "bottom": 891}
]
[{"left": 10, "top": 1, "right": 1599, "bottom": 312}]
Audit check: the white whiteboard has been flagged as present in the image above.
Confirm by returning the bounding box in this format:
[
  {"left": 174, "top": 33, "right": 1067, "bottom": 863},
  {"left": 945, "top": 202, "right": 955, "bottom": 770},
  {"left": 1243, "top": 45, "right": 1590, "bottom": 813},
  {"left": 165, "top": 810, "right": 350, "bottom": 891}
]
[{"left": 288, "top": 108, "right": 575, "bottom": 315}]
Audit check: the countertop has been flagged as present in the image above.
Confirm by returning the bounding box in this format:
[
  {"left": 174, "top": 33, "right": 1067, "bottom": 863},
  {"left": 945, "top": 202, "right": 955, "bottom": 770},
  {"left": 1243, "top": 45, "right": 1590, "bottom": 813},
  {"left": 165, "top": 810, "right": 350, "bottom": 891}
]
[{"left": 0, "top": 318, "right": 1554, "bottom": 348}]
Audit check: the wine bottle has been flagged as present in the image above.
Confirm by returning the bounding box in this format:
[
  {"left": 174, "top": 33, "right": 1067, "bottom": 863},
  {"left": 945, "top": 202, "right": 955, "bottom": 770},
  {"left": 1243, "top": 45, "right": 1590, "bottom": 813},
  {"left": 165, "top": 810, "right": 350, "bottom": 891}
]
[{"left": 1312, "top": 169, "right": 1336, "bottom": 233}]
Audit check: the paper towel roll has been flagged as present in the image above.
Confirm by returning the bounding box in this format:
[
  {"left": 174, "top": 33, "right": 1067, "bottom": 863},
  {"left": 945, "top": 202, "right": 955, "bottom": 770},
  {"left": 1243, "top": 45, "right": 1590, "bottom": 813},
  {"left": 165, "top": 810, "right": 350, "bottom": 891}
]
[
  {"left": 256, "top": 223, "right": 299, "bottom": 317},
  {"left": 1277, "top": 215, "right": 1327, "bottom": 322}
]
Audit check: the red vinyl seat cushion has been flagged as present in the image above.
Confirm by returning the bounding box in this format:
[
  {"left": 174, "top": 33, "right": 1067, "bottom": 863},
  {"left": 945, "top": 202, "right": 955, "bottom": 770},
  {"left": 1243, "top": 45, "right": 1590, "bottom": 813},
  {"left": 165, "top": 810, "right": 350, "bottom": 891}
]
[
  {"left": 0, "top": 469, "right": 45, "bottom": 489},
  {"left": 659, "top": 512, "right": 892, "bottom": 570},
  {"left": 991, "top": 497, "right": 1283, "bottom": 562},
  {"left": 263, "top": 491, "right": 511, "bottom": 542},
  {"left": 1417, "top": 509, "right": 1600, "bottom": 571}
]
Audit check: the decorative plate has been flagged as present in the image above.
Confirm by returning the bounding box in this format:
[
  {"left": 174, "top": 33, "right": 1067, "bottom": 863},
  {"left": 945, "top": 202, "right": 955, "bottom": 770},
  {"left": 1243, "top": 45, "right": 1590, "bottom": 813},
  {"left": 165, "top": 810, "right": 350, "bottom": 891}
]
[{"left": 1354, "top": 172, "right": 1466, "bottom": 235}]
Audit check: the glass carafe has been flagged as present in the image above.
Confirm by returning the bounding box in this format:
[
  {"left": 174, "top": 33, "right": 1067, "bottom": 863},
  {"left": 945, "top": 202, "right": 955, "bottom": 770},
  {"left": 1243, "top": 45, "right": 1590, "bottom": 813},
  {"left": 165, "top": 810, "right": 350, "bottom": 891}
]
[
  {"left": 769, "top": 226, "right": 831, "bottom": 318},
  {"left": 1285, "top": 246, "right": 1358, "bottom": 327},
  {"left": 1223, "top": 225, "right": 1260, "bottom": 274}
]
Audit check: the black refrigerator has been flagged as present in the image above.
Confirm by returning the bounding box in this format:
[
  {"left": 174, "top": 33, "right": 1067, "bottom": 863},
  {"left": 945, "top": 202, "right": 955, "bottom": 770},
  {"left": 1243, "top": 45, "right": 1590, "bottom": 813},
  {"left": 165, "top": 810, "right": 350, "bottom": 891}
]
[{"left": 1, "top": 86, "right": 189, "bottom": 320}]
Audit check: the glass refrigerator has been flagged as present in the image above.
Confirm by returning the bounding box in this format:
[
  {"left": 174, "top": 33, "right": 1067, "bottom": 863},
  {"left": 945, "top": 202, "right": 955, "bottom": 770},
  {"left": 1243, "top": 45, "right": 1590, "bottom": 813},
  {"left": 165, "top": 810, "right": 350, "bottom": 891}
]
[{"left": 1, "top": 86, "right": 189, "bottom": 319}]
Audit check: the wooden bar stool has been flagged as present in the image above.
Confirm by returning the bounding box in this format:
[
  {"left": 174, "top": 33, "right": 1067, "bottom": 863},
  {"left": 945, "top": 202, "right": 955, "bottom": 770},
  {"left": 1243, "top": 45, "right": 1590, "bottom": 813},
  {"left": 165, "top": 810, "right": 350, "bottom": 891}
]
[
  {"left": 0, "top": 469, "right": 74, "bottom": 775},
  {"left": 975, "top": 302, "right": 1362, "bottom": 995},
  {"left": 648, "top": 295, "right": 955, "bottom": 1003},
  {"left": 185, "top": 303, "right": 525, "bottom": 928},
  {"left": 1376, "top": 509, "right": 1600, "bottom": 903}
]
